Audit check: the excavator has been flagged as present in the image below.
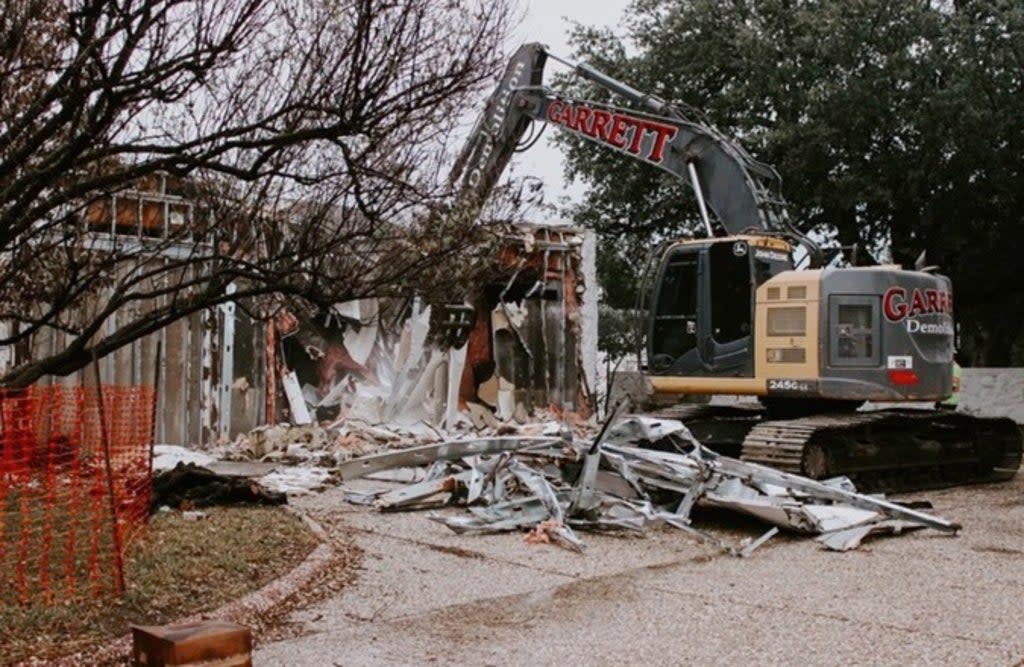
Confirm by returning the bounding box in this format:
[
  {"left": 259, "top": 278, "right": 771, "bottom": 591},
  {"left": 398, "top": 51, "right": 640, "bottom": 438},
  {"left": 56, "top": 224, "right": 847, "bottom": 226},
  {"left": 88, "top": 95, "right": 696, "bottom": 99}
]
[{"left": 448, "top": 43, "right": 1022, "bottom": 491}]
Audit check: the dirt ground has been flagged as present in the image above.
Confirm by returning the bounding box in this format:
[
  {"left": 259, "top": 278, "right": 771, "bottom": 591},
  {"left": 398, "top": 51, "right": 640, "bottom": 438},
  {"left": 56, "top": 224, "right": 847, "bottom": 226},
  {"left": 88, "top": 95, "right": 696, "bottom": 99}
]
[{"left": 253, "top": 473, "right": 1024, "bottom": 666}]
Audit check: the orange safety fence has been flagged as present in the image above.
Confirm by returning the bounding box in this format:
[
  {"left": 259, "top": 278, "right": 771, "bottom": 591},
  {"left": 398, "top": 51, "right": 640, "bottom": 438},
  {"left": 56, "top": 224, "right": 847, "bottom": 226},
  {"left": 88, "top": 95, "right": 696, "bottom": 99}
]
[{"left": 0, "top": 384, "right": 155, "bottom": 605}]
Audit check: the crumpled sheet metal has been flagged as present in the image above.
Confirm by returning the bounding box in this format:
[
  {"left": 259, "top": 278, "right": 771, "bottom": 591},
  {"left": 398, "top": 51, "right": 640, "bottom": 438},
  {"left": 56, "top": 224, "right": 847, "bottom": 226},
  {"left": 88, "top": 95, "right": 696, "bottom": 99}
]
[
  {"left": 336, "top": 436, "right": 565, "bottom": 481},
  {"left": 376, "top": 470, "right": 470, "bottom": 511},
  {"left": 339, "top": 415, "right": 959, "bottom": 556},
  {"left": 605, "top": 415, "right": 701, "bottom": 449},
  {"left": 816, "top": 520, "right": 923, "bottom": 552}
]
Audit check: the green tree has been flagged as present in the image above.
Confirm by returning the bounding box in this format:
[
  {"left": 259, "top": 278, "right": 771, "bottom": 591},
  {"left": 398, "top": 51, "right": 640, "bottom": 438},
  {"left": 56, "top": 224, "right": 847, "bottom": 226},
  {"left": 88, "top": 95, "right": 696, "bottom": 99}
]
[
  {"left": 919, "top": 1, "right": 1024, "bottom": 365},
  {"left": 561, "top": 0, "right": 1024, "bottom": 365}
]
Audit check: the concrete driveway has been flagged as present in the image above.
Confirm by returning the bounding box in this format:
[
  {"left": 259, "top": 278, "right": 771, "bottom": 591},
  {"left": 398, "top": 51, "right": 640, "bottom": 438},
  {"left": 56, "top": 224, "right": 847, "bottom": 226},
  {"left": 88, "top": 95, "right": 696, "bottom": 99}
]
[{"left": 256, "top": 475, "right": 1024, "bottom": 666}]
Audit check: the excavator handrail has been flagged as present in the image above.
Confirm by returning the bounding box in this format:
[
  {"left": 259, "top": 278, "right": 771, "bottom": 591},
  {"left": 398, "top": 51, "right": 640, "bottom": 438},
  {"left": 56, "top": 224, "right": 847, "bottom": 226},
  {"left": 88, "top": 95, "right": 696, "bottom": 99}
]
[{"left": 632, "top": 237, "right": 675, "bottom": 366}]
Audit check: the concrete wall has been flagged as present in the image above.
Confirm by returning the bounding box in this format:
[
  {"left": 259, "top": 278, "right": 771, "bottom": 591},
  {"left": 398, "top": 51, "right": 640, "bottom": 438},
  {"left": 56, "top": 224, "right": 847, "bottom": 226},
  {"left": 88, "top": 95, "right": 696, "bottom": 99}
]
[{"left": 960, "top": 368, "right": 1024, "bottom": 424}]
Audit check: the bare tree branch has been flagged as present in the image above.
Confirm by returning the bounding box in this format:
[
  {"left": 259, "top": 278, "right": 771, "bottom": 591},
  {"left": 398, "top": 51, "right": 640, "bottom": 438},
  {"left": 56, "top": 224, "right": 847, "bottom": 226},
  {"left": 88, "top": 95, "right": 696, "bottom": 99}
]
[{"left": 0, "top": 0, "right": 515, "bottom": 387}]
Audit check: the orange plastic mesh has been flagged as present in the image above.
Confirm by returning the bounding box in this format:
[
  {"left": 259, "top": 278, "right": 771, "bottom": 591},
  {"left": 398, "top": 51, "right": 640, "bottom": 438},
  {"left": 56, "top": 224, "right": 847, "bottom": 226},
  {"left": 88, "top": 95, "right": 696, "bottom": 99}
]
[{"left": 0, "top": 385, "right": 154, "bottom": 605}]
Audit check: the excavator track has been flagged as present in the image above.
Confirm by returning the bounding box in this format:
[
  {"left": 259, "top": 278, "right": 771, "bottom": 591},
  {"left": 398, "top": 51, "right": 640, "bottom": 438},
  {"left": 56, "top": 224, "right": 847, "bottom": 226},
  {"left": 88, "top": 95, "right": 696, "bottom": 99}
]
[
  {"left": 649, "top": 404, "right": 1023, "bottom": 493},
  {"left": 741, "top": 410, "right": 1023, "bottom": 493}
]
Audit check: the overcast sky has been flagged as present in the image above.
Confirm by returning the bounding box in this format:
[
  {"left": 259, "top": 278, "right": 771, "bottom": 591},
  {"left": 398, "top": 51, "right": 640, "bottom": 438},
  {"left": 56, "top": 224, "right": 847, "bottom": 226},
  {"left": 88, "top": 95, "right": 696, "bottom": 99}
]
[{"left": 504, "top": 0, "right": 631, "bottom": 216}]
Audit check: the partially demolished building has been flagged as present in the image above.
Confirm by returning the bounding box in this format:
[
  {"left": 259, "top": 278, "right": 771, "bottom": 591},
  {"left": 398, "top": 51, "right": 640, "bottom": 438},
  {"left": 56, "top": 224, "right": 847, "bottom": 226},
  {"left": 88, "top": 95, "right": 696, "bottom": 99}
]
[
  {"left": 276, "top": 222, "right": 599, "bottom": 439},
  {"left": 7, "top": 179, "right": 599, "bottom": 446}
]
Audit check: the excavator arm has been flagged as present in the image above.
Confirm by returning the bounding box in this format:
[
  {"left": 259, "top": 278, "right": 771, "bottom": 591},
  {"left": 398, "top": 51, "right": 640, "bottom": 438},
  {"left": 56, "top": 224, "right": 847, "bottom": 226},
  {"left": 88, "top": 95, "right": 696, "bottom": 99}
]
[
  {"left": 449, "top": 43, "right": 820, "bottom": 263},
  {"left": 447, "top": 44, "right": 548, "bottom": 209}
]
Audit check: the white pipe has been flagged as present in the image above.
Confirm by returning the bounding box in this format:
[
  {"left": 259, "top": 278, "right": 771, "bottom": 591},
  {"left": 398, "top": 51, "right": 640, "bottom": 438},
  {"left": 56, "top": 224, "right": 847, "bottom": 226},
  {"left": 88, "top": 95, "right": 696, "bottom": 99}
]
[{"left": 687, "top": 161, "right": 715, "bottom": 237}]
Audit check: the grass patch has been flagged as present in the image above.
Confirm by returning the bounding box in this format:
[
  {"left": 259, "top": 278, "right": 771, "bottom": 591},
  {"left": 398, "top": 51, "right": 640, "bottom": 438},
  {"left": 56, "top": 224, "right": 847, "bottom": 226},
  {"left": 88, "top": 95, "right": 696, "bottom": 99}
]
[
  {"left": 1, "top": 477, "right": 126, "bottom": 606},
  {"left": 0, "top": 506, "right": 319, "bottom": 665}
]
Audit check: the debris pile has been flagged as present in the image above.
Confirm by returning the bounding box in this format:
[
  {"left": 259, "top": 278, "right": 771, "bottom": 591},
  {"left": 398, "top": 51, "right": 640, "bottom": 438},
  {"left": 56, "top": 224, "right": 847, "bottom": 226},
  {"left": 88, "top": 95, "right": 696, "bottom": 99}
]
[
  {"left": 204, "top": 410, "right": 591, "bottom": 496},
  {"left": 227, "top": 423, "right": 379, "bottom": 465},
  {"left": 151, "top": 463, "right": 287, "bottom": 510},
  {"left": 336, "top": 414, "right": 960, "bottom": 555}
]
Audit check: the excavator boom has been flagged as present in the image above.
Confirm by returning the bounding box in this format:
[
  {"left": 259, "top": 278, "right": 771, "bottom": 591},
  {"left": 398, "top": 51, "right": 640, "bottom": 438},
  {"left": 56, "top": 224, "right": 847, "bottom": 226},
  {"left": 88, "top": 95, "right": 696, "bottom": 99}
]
[
  {"left": 449, "top": 43, "right": 818, "bottom": 261},
  {"left": 448, "top": 44, "right": 547, "bottom": 210}
]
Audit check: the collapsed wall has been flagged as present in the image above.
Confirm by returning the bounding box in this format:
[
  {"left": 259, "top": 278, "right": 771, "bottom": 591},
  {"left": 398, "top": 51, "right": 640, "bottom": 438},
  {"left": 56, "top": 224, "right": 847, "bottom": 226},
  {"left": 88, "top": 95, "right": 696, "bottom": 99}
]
[{"left": 272, "top": 222, "right": 599, "bottom": 435}]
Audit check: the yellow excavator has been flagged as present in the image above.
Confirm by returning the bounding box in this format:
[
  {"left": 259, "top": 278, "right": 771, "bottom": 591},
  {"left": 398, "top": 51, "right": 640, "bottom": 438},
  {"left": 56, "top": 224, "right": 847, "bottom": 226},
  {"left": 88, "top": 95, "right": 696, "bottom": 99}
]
[{"left": 449, "top": 43, "right": 1022, "bottom": 491}]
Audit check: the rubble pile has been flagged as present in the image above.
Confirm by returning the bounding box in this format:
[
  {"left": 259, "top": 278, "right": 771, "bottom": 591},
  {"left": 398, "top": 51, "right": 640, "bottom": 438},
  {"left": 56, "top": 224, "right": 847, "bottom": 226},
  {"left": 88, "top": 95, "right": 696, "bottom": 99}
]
[
  {"left": 335, "top": 415, "right": 961, "bottom": 555},
  {"left": 156, "top": 408, "right": 590, "bottom": 498},
  {"left": 227, "top": 423, "right": 379, "bottom": 465}
]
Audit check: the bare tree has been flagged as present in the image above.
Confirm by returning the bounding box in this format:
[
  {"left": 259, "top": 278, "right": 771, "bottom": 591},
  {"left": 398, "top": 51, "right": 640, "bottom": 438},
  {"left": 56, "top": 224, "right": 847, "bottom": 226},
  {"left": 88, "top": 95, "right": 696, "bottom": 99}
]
[{"left": 0, "top": 0, "right": 513, "bottom": 388}]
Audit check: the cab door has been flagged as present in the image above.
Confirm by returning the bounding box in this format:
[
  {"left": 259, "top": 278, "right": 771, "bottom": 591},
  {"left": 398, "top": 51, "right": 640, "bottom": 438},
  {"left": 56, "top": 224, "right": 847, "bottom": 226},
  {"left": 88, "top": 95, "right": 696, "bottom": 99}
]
[
  {"left": 648, "top": 247, "right": 701, "bottom": 374},
  {"left": 705, "top": 241, "right": 755, "bottom": 377},
  {"left": 648, "top": 240, "right": 758, "bottom": 377}
]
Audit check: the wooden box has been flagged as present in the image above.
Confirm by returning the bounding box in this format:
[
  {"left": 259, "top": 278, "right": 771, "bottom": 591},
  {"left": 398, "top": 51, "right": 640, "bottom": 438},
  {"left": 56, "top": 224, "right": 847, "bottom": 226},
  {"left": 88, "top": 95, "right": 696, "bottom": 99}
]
[{"left": 131, "top": 620, "right": 252, "bottom": 667}]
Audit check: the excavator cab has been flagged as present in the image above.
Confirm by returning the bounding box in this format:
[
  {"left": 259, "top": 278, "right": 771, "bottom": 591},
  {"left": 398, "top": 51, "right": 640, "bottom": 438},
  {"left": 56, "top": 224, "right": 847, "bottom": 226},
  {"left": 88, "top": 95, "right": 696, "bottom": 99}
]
[{"left": 647, "top": 235, "right": 792, "bottom": 379}]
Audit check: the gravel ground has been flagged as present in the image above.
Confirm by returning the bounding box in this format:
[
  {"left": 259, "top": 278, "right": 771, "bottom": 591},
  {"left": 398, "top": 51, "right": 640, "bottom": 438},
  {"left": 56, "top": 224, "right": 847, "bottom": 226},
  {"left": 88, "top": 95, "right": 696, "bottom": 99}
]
[{"left": 255, "top": 474, "right": 1024, "bottom": 666}]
